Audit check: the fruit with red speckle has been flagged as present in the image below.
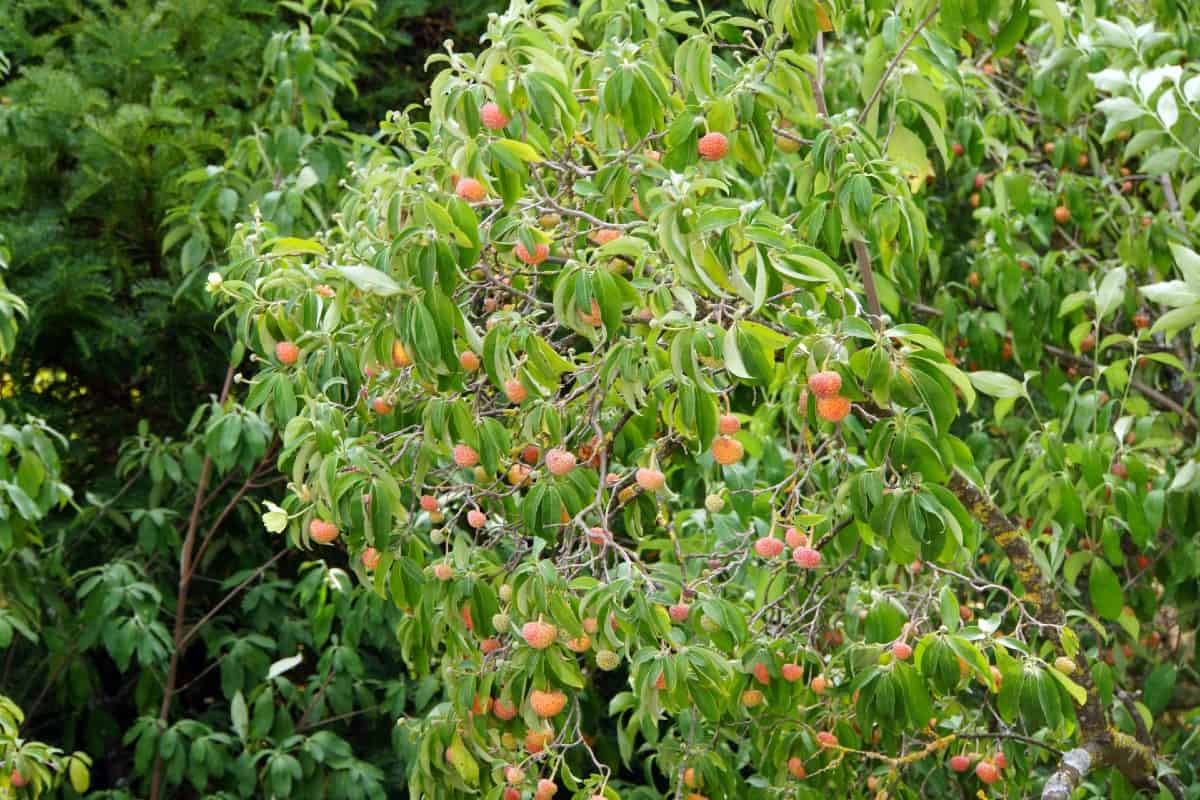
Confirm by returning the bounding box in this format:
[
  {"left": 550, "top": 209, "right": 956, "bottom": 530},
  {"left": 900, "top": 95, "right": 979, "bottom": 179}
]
[
  {"left": 530, "top": 689, "right": 568, "bottom": 717},
  {"left": 420, "top": 495, "right": 439, "bottom": 512},
  {"left": 949, "top": 754, "right": 971, "bottom": 773},
  {"left": 596, "top": 649, "right": 620, "bottom": 670},
  {"left": 782, "top": 663, "right": 803, "bottom": 682},
  {"left": 975, "top": 761, "right": 999, "bottom": 784},
  {"left": 636, "top": 468, "right": 665, "bottom": 491},
  {"left": 712, "top": 436, "right": 744, "bottom": 465},
  {"left": 752, "top": 662, "right": 770, "bottom": 685},
  {"left": 536, "top": 779, "right": 557, "bottom": 799},
  {"left": 794, "top": 547, "right": 822, "bottom": 568},
  {"left": 493, "top": 697, "right": 517, "bottom": 720},
  {"left": 362, "top": 547, "right": 380, "bottom": 569},
  {"left": 892, "top": 641, "right": 913, "bottom": 661},
  {"left": 718, "top": 414, "right": 741, "bottom": 434},
  {"left": 816, "top": 731, "right": 838, "bottom": 748},
  {"left": 741, "top": 688, "right": 764, "bottom": 707},
  {"left": 545, "top": 448, "right": 576, "bottom": 476},
  {"left": 522, "top": 620, "right": 557, "bottom": 649},
  {"left": 481, "top": 102, "right": 511, "bottom": 130},
  {"left": 754, "top": 536, "right": 785, "bottom": 557},
  {"left": 309, "top": 519, "right": 338, "bottom": 544},
  {"left": 807, "top": 371, "right": 842, "bottom": 398},
  {"left": 816, "top": 396, "right": 851, "bottom": 422},
  {"left": 505, "top": 765, "right": 526, "bottom": 785},
  {"left": 468, "top": 509, "right": 487, "bottom": 528},
  {"left": 275, "top": 341, "right": 299, "bottom": 365},
  {"left": 698, "top": 132, "right": 729, "bottom": 161},
  {"left": 669, "top": 602, "right": 691, "bottom": 622},
  {"left": 993, "top": 752, "right": 1008, "bottom": 769},
  {"left": 515, "top": 241, "right": 550, "bottom": 265},
  {"left": 525, "top": 727, "right": 553, "bottom": 754},
  {"left": 785, "top": 527, "right": 808, "bottom": 548},
  {"left": 456, "top": 178, "right": 486, "bottom": 202},
  {"left": 504, "top": 378, "right": 528, "bottom": 404},
  {"left": 453, "top": 444, "right": 480, "bottom": 468}
]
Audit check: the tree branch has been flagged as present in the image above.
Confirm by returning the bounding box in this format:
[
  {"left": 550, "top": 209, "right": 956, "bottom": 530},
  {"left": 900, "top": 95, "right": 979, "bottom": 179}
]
[{"left": 857, "top": 4, "right": 940, "bottom": 126}]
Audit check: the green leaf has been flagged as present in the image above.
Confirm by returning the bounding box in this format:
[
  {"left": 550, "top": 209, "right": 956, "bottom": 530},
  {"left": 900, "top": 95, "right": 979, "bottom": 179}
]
[
  {"left": 968, "top": 371, "right": 1026, "bottom": 398},
  {"left": 338, "top": 265, "right": 401, "bottom": 296},
  {"left": 270, "top": 237, "right": 327, "bottom": 256},
  {"left": 1088, "top": 559, "right": 1123, "bottom": 621}
]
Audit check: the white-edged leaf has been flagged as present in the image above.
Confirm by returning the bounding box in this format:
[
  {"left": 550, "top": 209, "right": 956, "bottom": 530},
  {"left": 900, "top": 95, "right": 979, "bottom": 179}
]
[
  {"left": 268, "top": 654, "right": 304, "bottom": 680},
  {"left": 1096, "top": 267, "right": 1127, "bottom": 321}
]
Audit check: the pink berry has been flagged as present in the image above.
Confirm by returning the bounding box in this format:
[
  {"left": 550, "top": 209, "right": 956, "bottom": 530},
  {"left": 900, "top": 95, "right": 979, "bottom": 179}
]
[{"left": 793, "top": 546, "right": 822, "bottom": 569}]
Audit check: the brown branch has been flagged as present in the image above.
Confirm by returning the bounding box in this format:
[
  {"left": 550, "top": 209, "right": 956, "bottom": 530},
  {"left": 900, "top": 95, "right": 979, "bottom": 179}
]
[
  {"left": 148, "top": 364, "right": 235, "bottom": 800},
  {"left": 853, "top": 239, "right": 884, "bottom": 331},
  {"left": 178, "top": 549, "right": 288, "bottom": 650},
  {"left": 857, "top": 4, "right": 941, "bottom": 126}
]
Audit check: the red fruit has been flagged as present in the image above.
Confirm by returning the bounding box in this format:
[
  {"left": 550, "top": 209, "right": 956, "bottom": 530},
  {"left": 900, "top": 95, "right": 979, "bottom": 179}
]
[
  {"left": 816, "top": 395, "right": 851, "bottom": 423},
  {"left": 1054, "top": 205, "right": 1071, "bottom": 224},
  {"left": 975, "top": 761, "right": 999, "bottom": 784},
  {"left": 959, "top": 605, "right": 974, "bottom": 622},
  {"left": 816, "top": 731, "right": 838, "bottom": 749},
  {"left": 525, "top": 728, "right": 552, "bottom": 753},
  {"left": 455, "top": 177, "right": 486, "bottom": 202},
  {"left": 504, "top": 378, "right": 528, "bottom": 404},
  {"left": 493, "top": 697, "right": 518, "bottom": 720},
  {"left": 589, "top": 228, "right": 622, "bottom": 245},
  {"left": 467, "top": 509, "right": 487, "bottom": 528},
  {"left": 587, "top": 526, "right": 611, "bottom": 546},
  {"left": 453, "top": 444, "right": 480, "bottom": 468},
  {"left": 504, "top": 789, "right": 520, "bottom": 800},
  {"left": 521, "top": 444, "right": 541, "bottom": 465},
  {"left": 951, "top": 142, "right": 965, "bottom": 157},
  {"left": 578, "top": 299, "right": 603, "bottom": 327},
  {"left": 655, "top": 673, "right": 667, "bottom": 690},
  {"left": 712, "top": 436, "right": 744, "bottom": 465},
  {"left": 717, "top": 413, "right": 740, "bottom": 434},
  {"left": 787, "top": 757, "right": 806, "bottom": 778},
  {"left": 10, "top": 770, "right": 27, "bottom": 788},
  {"left": 810, "top": 674, "right": 827, "bottom": 694},
  {"left": 1135, "top": 554, "right": 1150, "bottom": 570},
  {"left": 372, "top": 396, "right": 392, "bottom": 415},
  {"left": 781, "top": 663, "right": 803, "bottom": 683},
  {"left": 636, "top": 468, "right": 665, "bottom": 491},
  {"left": 522, "top": 620, "right": 558, "bottom": 649},
  {"left": 974, "top": 172, "right": 986, "bottom": 190},
  {"left": 753, "top": 662, "right": 770, "bottom": 685},
  {"left": 309, "top": 519, "right": 338, "bottom": 544},
  {"left": 892, "top": 641, "right": 913, "bottom": 661},
  {"left": 362, "top": 547, "right": 381, "bottom": 570},
  {"left": 392, "top": 341, "right": 411, "bottom": 367},
  {"left": 793, "top": 547, "right": 821, "bottom": 569},
  {"left": 420, "top": 495, "right": 439, "bottom": 512},
  {"left": 505, "top": 765, "right": 526, "bottom": 785},
  {"left": 1110, "top": 461, "right": 1127, "bottom": 479},
  {"left": 275, "top": 341, "right": 299, "bottom": 365},
  {"left": 481, "top": 102, "right": 510, "bottom": 130},
  {"left": 785, "top": 527, "right": 807, "bottom": 548},
  {"left": 754, "top": 536, "right": 785, "bottom": 558},
  {"left": 807, "top": 371, "right": 842, "bottom": 398},
  {"left": 949, "top": 754, "right": 971, "bottom": 773},
  {"left": 433, "top": 562, "right": 454, "bottom": 581},
  {"left": 515, "top": 241, "right": 550, "bottom": 265},
  {"left": 460, "top": 351, "right": 481, "bottom": 371},
  {"left": 669, "top": 603, "right": 691, "bottom": 623},
  {"left": 1133, "top": 312, "right": 1150, "bottom": 330},
  {"left": 461, "top": 605, "right": 474, "bottom": 630},
  {"left": 530, "top": 689, "right": 568, "bottom": 717},
  {"left": 545, "top": 448, "right": 576, "bottom": 476},
  {"left": 698, "top": 132, "right": 729, "bottom": 161},
  {"left": 536, "top": 779, "right": 557, "bottom": 798},
  {"left": 481, "top": 637, "right": 501, "bottom": 654},
  {"left": 993, "top": 752, "right": 1008, "bottom": 769},
  {"left": 1080, "top": 333, "right": 1096, "bottom": 352}
]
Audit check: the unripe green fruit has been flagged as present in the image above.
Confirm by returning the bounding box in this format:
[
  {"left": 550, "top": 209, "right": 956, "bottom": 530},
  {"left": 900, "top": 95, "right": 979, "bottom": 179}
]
[
  {"left": 596, "top": 649, "right": 621, "bottom": 670},
  {"left": 492, "top": 613, "right": 511, "bottom": 631},
  {"left": 499, "top": 584, "right": 513, "bottom": 602},
  {"left": 705, "top": 494, "right": 725, "bottom": 513},
  {"left": 1053, "top": 656, "right": 1076, "bottom": 675},
  {"left": 430, "top": 530, "right": 445, "bottom": 544},
  {"left": 700, "top": 615, "right": 720, "bottom": 633}
]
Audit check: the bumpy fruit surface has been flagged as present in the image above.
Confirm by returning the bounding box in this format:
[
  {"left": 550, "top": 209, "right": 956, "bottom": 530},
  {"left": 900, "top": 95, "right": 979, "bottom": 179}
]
[
  {"left": 753, "top": 662, "right": 770, "bottom": 685},
  {"left": 565, "top": 634, "right": 590, "bottom": 652},
  {"left": 993, "top": 752, "right": 1008, "bottom": 769},
  {"left": 816, "top": 731, "right": 839, "bottom": 748},
  {"left": 718, "top": 413, "right": 741, "bottom": 434},
  {"left": 785, "top": 527, "right": 808, "bottom": 548},
  {"left": 522, "top": 620, "right": 558, "bottom": 649},
  {"left": 536, "top": 779, "right": 557, "bottom": 799},
  {"left": 275, "top": 341, "right": 299, "bottom": 365},
  {"left": 975, "top": 761, "right": 999, "bottom": 784},
  {"left": 459, "top": 350, "right": 481, "bottom": 370},
  {"left": 596, "top": 649, "right": 620, "bottom": 670},
  {"left": 698, "top": 131, "right": 729, "bottom": 161},
  {"left": 481, "top": 637, "right": 501, "bottom": 654},
  {"left": 371, "top": 396, "right": 392, "bottom": 415},
  {"left": 807, "top": 371, "right": 842, "bottom": 398},
  {"left": 669, "top": 602, "right": 691, "bottom": 622},
  {"left": 467, "top": 509, "right": 487, "bottom": 528},
  {"left": 515, "top": 241, "right": 550, "bottom": 265},
  {"left": 493, "top": 698, "right": 517, "bottom": 720},
  {"left": 810, "top": 674, "right": 827, "bottom": 694},
  {"left": 754, "top": 536, "right": 785, "bottom": 557},
  {"left": 361, "top": 547, "right": 381, "bottom": 570},
  {"left": 309, "top": 519, "right": 338, "bottom": 544},
  {"left": 705, "top": 494, "right": 725, "bottom": 513},
  {"left": 816, "top": 395, "right": 851, "bottom": 422},
  {"left": 636, "top": 468, "right": 665, "bottom": 491},
  {"left": 793, "top": 546, "right": 822, "bottom": 568},
  {"left": 787, "top": 757, "right": 806, "bottom": 778},
  {"left": 480, "top": 102, "right": 511, "bottom": 130},
  {"left": 892, "top": 641, "right": 913, "bottom": 661},
  {"left": 455, "top": 177, "right": 486, "bottom": 202},
  {"left": 504, "top": 378, "right": 528, "bottom": 404},
  {"left": 545, "top": 448, "right": 576, "bottom": 476},
  {"left": 526, "top": 728, "right": 552, "bottom": 753},
  {"left": 453, "top": 444, "right": 480, "bottom": 468},
  {"left": 949, "top": 754, "right": 971, "bottom": 773},
  {"left": 420, "top": 495, "right": 439, "bottom": 512},
  {"left": 530, "top": 689, "right": 568, "bottom": 717},
  {"left": 712, "top": 436, "right": 744, "bottom": 465},
  {"left": 781, "top": 663, "right": 803, "bottom": 682},
  {"left": 433, "top": 562, "right": 454, "bottom": 581},
  {"left": 741, "top": 688, "right": 764, "bottom": 707}
]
